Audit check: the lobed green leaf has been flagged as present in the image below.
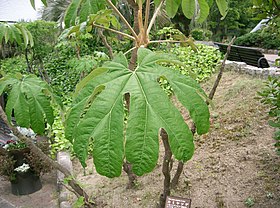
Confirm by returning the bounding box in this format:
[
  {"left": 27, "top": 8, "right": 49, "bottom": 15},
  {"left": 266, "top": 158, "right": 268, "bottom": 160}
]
[
  {"left": 182, "top": 0, "right": 196, "bottom": 19},
  {"left": 66, "top": 48, "right": 210, "bottom": 177},
  {"left": 197, "top": 0, "right": 210, "bottom": 23},
  {"left": 0, "top": 74, "right": 56, "bottom": 135},
  {"left": 216, "top": 0, "right": 228, "bottom": 18}
]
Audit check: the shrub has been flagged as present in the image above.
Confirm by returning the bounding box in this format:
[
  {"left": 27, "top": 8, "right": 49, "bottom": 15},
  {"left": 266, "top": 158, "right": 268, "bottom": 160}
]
[
  {"left": 257, "top": 76, "right": 280, "bottom": 154},
  {"left": 159, "top": 44, "right": 222, "bottom": 95},
  {"left": 155, "top": 27, "right": 183, "bottom": 40},
  {"left": 235, "top": 27, "right": 280, "bottom": 49},
  {"left": 190, "top": 28, "right": 213, "bottom": 41},
  {"left": 170, "top": 44, "right": 222, "bottom": 82},
  {"left": 0, "top": 55, "right": 27, "bottom": 75},
  {"left": 23, "top": 20, "right": 59, "bottom": 59}
]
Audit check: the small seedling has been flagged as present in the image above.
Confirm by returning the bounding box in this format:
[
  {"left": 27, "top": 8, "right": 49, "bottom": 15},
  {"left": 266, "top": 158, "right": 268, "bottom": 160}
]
[
  {"left": 245, "top": 197, "right": 255, "bottom": 207},
  {"left": 266, "top": 192, "right": 274, "bottom": 199}
]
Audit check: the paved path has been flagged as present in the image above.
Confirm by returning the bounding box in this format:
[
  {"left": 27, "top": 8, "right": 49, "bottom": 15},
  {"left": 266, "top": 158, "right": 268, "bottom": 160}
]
[
  {"left": 264, "top": 54, "right": 279, "bottom": 67},
  {"left": 0, "top": 197, "right": 16, "bottom": 208},
  {"left": 265, "top": 54, "right": 279, "bottom": 62}
]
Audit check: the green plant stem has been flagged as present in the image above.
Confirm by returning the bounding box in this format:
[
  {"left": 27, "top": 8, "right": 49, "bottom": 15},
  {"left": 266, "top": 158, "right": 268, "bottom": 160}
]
[
  {"left": 147, "top": 0, "right": 164, "bottom": 35},
  {"left": 150, "top": 39, "right": 189, "bottom": 44},
  {"left": 92, "top": 23, "right": 135, "bottom": 40},
  {"left": 105, "top": 0, "right": 138, "bottom": 41},
  {"left": 0, "top": 105, "right": 93, "bottom": 208},
  {"left": 144, "top": 0, "right": 151, "bottom": 32},
  {"left": 124, "top": 47, "right": 137, "bottom": 55}
]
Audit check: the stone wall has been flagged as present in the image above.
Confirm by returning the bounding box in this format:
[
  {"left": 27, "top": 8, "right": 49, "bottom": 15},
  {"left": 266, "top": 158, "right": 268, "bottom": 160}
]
[{"left": 224, "top": 60, "right": 280, "bottom": 77}]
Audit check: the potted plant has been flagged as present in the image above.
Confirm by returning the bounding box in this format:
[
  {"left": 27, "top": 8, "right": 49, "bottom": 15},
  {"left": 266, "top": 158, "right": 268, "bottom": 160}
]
[{"left": 0, "top": 137, "right": 51, "bottom": 195}]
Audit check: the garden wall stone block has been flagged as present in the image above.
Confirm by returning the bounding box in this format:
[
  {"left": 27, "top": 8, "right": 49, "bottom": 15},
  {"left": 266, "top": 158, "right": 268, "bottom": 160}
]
[
  {"left": 57, "top": 151, "right": 73, "bottom": 208},
  {"left": 224, "top": 60, "right": 280, "bottom": 78}
]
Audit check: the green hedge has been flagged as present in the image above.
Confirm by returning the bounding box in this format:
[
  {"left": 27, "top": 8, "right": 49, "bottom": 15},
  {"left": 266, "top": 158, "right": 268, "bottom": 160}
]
[
  {"left": 190, "top": 28, "right": 213, "bottom": 41},
  {"left": 235, "top": 30, "right": 280, "bottom": 49},
  {"left": 169, "top": 44, "right": 222, "bottom": 82}
]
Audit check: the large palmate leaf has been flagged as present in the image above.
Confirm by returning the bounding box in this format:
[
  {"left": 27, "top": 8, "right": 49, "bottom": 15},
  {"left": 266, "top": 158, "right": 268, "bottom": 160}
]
[
  {"left": 166, "top": 0, "right": 181, "bottom": 18},
  {"left": 197, "top": 0, "right": 210, "bottom": 23},
  {"left": 65, "top": 48, "right": 210, "bottom": 178},
  {"left": 66, "top": 10, "right": 121, "bottom": 38},
  {"left": 0, "top": 23, "right": 34, "bottom": 48},
  {"left": 0, "top": 74, "right": 58, "bottom": 135},
  {"left": 182, "top": 0, "right": 196, "bottom": 19},
  {"left": 64, "top": 0, "right": 106, "bottom": 28},
  {"left": 157, "top": 0, "right": 227, "bottom": 21},
  {"left": 215, "top": 0, "right": 228, "bottom": 17}
]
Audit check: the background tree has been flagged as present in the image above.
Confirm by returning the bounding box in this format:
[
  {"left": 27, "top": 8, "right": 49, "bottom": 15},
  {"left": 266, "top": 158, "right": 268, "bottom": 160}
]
[
  {"left": 41, "top": 0, "right": 71, "bottom": 29},
  {"left": 252, "top": 0, "right": 280, "bottom": 21},
  {"left": 207, "top": 0, "right": 257, "bottom": 41}
]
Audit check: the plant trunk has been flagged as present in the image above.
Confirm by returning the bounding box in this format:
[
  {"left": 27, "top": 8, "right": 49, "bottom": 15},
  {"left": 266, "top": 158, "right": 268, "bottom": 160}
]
[
  {"left": 170, "top": 123, "right": 196, "bottom": 189},
  {"left": 123, "top": 162, "right": 137, "bottom": 188},
  {"left": 123, "top": 93, "right": 138, "bottom": 188},
  {"left": 171, "top": 161, "right": 184, "bottom": 189},
  {"left": 0, "top": 106, "right": 94, "bottom": 208},
  {"left": 159, "top": 129, "right": 172, "bottom": 208},
  {"left": 25, "top": 48, "right": 32, "bottom": 73},
  {"left": 120, "top": 0, "right": 141, "bottom": 188}
]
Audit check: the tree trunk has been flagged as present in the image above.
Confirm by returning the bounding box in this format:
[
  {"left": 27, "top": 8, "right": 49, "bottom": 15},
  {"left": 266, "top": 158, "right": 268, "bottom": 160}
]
[
  {"left": 38, "top": 59, "right": 50, "bottom": 83},
  {"left": 120, "top": 0, "right": 141, "bottom": 189}
]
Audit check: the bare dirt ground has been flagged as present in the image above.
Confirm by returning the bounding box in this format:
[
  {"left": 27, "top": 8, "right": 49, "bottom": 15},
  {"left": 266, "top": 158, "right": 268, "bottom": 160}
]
[
  {"left": 73, "top": 71, "right": 280, "bottom": 208},
  {"left": 0, "top": 171, "right": 58, "bottom": 208}
]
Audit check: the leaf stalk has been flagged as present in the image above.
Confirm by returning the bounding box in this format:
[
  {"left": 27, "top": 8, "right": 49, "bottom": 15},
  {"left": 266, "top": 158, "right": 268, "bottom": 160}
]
[{"left": 105, "top": 0, "right": 139, "bottom": 41}]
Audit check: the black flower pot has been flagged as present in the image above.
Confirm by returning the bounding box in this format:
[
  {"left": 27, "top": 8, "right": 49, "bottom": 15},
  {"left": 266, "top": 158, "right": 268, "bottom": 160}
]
[{"left": 11, "top": 171, "right": 42, "bottom": 195}]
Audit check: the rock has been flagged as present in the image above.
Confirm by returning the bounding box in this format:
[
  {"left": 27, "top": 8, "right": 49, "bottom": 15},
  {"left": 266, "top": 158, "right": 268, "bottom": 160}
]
[
  {"left": 60, "top": 201, "right": 72, "bottom": 208},
  {"left": 59, "top": 191, "right": 69, "bottom": 202},
  {"left": 57, "top": 151, "right": 73, "bottom": 194}
]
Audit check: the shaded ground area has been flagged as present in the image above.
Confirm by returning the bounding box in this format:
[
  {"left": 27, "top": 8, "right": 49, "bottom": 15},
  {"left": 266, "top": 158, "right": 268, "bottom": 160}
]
[
  {"left": 0, "top": 171, "right": 58, "bottom": 208},
  {"left": 73, "top": 71, "right": 280, "bottom": 207}
]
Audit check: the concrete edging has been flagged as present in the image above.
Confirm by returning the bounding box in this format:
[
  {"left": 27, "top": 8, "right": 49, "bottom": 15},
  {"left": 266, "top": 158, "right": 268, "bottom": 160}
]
[
  {"left": 224, "top": 60, "right": 280, "bottom": 77},
  {"left": 57, "top": 151, "right": 73, "bottom": 208}
]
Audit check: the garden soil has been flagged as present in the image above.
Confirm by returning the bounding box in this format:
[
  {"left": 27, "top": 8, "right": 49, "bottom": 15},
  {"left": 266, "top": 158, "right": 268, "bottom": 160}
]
[{"left": 0, "top": 71, "right": 279, "bottom": 208}]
